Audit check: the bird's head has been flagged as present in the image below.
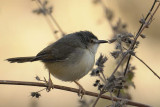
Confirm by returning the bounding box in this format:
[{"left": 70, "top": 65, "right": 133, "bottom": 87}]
[{"left": 76, "top": 31, "right": 108, "bottom": 54}]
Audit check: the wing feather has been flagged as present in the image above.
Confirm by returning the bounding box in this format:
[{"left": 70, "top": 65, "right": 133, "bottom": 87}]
[{"left": 35, "top": 35, "right": 82, "bottom": 62}]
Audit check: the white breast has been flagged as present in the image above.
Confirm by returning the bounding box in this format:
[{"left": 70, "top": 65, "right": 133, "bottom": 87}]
[{"left": 44, "top": 49, "right": 95, "bottom": 81}]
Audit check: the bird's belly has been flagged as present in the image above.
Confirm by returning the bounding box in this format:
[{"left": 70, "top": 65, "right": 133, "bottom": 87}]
[{"left": 44, "top": 50, "right": 95, "bottom": 81}]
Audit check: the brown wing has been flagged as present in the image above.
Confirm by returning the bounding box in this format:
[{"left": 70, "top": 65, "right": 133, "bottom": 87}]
[
  {"left": 35, "top": 43, "right": 76, "bottom": 62},
  {"left": 35, "top": 36, "right": 84, "bottom": 62}
]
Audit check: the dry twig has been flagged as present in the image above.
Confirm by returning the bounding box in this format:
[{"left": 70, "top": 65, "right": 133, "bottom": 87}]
[
  {"left": 35, "top": 0, "right": 65, "bottom": 36},
  {"left": 133, "top": 55, "right": 160, "bottom": 79},
  {"left": 0, "top": 80, "right": 150, "bottom": 107},
  {"left": 93, "top": 1, "right": 160, "bottom": 106}
]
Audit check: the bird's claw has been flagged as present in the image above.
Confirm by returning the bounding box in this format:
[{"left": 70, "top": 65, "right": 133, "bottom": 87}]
[
  {"left": 78, "top": 86, "right": 86, "bottom": 99},
  {"left": 44, "top": 77, "right": 54, "bottom": 92}
]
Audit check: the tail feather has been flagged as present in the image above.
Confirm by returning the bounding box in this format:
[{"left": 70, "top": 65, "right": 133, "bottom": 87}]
[{"left": 6, "top": 56, "right": 38, "bottom": 63}]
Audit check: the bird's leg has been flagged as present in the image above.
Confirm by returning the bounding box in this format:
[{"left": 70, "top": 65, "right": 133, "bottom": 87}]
[
  {"left": 74, "top": 81, "right": 86, "bottom": 98},
  {"left": 44, "top": 72, "right": 54, "bottom": 92}
]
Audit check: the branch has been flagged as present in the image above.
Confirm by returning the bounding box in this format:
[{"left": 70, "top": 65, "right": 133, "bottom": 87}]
[
  {"left": 123, "top": 0, "right": 160, "bottom": 78},
  {"left": 94, "top": 1, "right": 160, "bottom": 105},
  {"left": 112, "top": 0, "right": 160, "bottom": 78},
  {"left": 0, "top": 80, "right": 150, "bottom": 107},
  {"left": 116, "top": 0, "right": 160, "bottom": 98},
  {"left": 92, "top": 90, "right": 103, "bottom": 107},
  {"left": 117, "top": 55, "right": 131, "bottom": 97},
  {"left": 36, "top": 0, "right": 65, "bottom": 36},
  {"left": 133, "top": 55, "right": 160, "bottom": 79}
]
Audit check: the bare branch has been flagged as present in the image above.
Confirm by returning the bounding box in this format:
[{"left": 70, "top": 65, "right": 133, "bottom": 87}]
[
  {"left": 92, "top": 91, "right": 103, "bottom": 107},
  {"left": 116, "top": 0, "right": 160, "bottom": 98},
  {"left": 95, "top": 1, "right": 160, "bottom": 105},
  {"left": 0, "top": 80, "right": 150, "bottom": 107},
  {"left": 36, "top": 0, "right": 65, "bottom": 36},
  {"left": 123, "top": 0, "right": 160, "bottom": 78},
  {"left": 133, "top": 55, "right": 160, "bottom": 79},
  {"left": 112, "top": 1, "right": 160, "bottom": 77}
]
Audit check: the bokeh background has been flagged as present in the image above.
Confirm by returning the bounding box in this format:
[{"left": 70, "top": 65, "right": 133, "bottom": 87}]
[{"left": 0, "top": 0, "right": 160, "bottom": 107}]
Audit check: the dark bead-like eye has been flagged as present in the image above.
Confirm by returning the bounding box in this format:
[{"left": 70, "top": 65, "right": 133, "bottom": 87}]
[{"left": 90, "top": 39, "right": 94, "bottom": 43}]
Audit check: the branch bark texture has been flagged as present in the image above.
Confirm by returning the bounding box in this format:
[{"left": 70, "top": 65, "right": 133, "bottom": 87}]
[{"left": 0, "top": 80, "right": 150, "bottom": 107}]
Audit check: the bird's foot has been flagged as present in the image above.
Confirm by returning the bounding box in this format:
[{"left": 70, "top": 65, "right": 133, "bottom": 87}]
[
  {"left": 78, "top": 86, "right": 86, "bottom": 99},
  {"left": 44, "top": 77, "right": 54, "bottom": 92},
  {"left": 74, "top": 81, "right": 86, "bottom": 99}
]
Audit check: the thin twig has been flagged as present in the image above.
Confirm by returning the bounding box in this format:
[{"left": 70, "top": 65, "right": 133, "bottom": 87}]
[
  {"left": 111, "top": 53, "right": 128, "bottom": 76},
  {"left": 95, "top": 1, "right": 160, "bottom": 105},
  {"left": 146, "top": 2, "right": 160, "bottom": 26},
  {"left": 0, "top": 80, "right": 150, "bottom": 107},
  {"left": 93, "top": 52, "right": 128, "bottom": 106},
  {"left": 48, "top": 14, "right": 65, "bottom": 36},
  {"left": 117, "top": 0, "right": 160, "bottom": 97},
  {"left": 101, "top": 72, "right": 107, "bottom": 81},
  {"left": 117, "top": 55, "right": 131, "bottom": 97},
  {"left": 134, "top": 55, "right": 160, "bottom": 79},
  {"left": 92, "top": 91, "right": 103, "bottom": 107},
  {"left": 34, "top": 0, "right": 59, "bottom": 39},
  {"left": 123, "top": 55, "right": 132, "bottom": 76},
  {"left": 36, "top": 0, "right": 65, "bottom": 36},
  {"left": 123, "top": 0, "right": 159, "bottom": 79},
  {"left": 110, "top": 92, "right": 115, "bottom": 106},
  {"left": 98, "top": 74, "right": 105, "bottom": 83}
]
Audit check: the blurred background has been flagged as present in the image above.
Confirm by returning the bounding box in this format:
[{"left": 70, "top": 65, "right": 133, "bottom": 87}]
[{"left": 0, "top": 0, "right": 160, "bottom": 107}]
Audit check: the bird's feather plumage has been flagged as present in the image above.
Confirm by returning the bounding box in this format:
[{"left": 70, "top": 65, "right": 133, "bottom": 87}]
[
  {"left": 44, "top": 48, "right": 95, "bottom": 81},
  {"left": 6, "top": 31, "right": 102, "bottom": 81}
]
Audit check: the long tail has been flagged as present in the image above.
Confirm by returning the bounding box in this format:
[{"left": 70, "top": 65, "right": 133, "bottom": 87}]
[{"left": 6, "top": 56, "right": 38, "bottom": 63}]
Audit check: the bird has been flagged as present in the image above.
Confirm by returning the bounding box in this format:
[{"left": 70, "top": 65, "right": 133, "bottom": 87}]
[{"left": 6, "top": 31, "right": 107, "bottom": 97}]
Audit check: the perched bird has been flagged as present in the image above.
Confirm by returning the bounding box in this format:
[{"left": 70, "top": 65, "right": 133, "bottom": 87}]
[{"left": 6, "top": 31, "right": 107, "bottom": 96}]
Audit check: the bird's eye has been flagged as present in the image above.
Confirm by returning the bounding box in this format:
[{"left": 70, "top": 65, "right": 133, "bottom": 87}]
[{"left": 90, "top": 39, "right": 94, "bottom": 43}]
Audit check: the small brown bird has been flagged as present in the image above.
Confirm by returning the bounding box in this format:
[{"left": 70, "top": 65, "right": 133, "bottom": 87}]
[{"left": 7, "top": 31, "right": 107, "bottom": 96}]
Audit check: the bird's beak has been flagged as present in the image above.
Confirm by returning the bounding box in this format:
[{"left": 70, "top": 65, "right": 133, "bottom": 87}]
[{"left": 96, "top": 40, "right": 108, "bottom": 44}]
